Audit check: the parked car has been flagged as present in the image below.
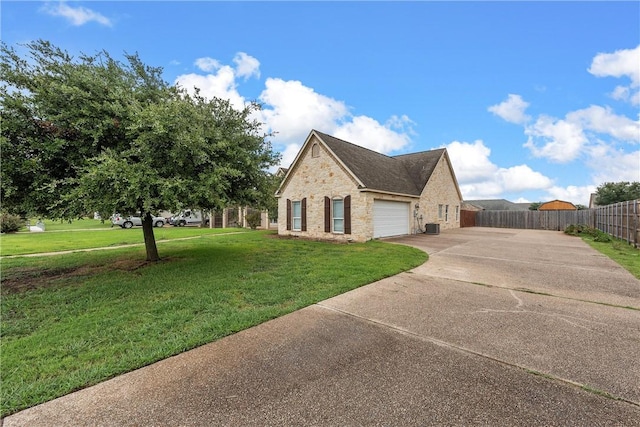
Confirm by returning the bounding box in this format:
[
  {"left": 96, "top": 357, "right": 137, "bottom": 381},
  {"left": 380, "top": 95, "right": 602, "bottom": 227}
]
[
  {"left": 169, "top": 209, "right": 209, "bottom": 227},
  {"left": 111, "top": 214, "right": 165, "bottom": 229}
]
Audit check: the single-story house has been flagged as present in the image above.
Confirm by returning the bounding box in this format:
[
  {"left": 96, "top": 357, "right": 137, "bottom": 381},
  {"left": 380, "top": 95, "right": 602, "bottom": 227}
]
[
  {"left": 538, "top": 199, "right": 577, "bottom": 211},
  {"left": 275, "top": 130, "right": 463, "bottom": 242},
  {"left": 463, "top": 199, "right": 531, "bottom": 211}
]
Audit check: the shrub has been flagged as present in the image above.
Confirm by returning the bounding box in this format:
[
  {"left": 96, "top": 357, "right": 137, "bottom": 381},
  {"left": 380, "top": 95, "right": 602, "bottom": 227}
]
[
  {"left": 564, "top": 224, "right": 589, "bottom": 235},
  {"left": 564, "top": 224, "right": 613, "bottom": 242},
  {"left": 0, "top": 213, "right": 24, "bottom": 233},
  {"left": 245, "top": 211, "right": 262, "bottom": 230},
  {"left": 593, "top": 230, "right": 612, "bottom": 242}
]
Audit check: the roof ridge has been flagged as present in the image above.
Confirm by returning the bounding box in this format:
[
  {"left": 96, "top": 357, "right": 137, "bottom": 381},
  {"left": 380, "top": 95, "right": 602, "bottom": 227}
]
[{"left": 313, "top": 130, "right": 396, "bottom": 160}]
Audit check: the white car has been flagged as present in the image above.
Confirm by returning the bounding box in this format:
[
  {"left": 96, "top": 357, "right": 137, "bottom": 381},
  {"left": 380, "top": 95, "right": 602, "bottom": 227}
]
[{"left": 111, "top": 214, "right": 165, "bottom": 229}]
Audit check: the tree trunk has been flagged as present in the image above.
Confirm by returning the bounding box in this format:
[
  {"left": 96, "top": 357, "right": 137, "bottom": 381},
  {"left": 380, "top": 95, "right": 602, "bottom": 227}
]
[{"left": 142, "top": 212, "right": 160, "bottom": 262}]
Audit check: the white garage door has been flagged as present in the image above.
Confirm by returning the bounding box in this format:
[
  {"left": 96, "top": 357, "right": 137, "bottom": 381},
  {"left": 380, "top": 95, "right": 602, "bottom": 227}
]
[{"left": 373, "top": 200, "right": 410, "bottom": 238}]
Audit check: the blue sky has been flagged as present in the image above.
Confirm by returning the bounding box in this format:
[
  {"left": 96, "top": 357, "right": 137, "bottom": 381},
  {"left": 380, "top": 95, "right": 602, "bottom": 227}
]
[{"left": 3, "top": 1, "right": 639, "bottom": 205}]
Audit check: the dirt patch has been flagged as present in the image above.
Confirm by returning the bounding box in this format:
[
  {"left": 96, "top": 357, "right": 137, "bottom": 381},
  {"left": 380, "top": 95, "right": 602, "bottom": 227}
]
[
  {"left": 1, "top": 258, "right": 175, "bottom": 295},
  {"left": 264, "top": 234, "right": 352, "bottom": 244}
]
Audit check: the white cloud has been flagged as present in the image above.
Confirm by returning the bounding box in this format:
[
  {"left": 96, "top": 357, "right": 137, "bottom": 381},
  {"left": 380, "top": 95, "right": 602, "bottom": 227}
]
[
  {"left": 176, "top": 66, "right": 245, "bottom": 110},
  {"left": 41, "top": 1, "right": 112, "bottom": 27},
  {"left": 177, "top": 53, "right": 415, "bottom": 168},
  {"left": 524, "top": 115, "right": 587, "bottom": 163},
  {"left": 445, "top": 140, "right": 553, "bottom": 200},
  {"left": 519, "top": 47, "right": 640, "bottom": 166},
  {"left": 445, "top": 140, "right": 497, "bottom": 183},
  {"left": 522, "top": 105, "right": 640, "bottom": 163},
  {"left": 589, "top": 45, "right": 640, "bottom": 106},
  {"left": 588, "top": 45, "right": 640, "bottom": 86},
  {"left": 280, "top": 143, "right": 303, "bottom": 170},
  {"left": 498, "top": 165, "right": 553, "bottom": 192},
  {"left": 488, "top": 94, "right": 531, "bottom": 124},
  {"left": 333, "top": 115, "right": 413, "bottom": 154},
  {"left": 257, "top": 78, "right": 414, "bottom": 157},
  {"left": 566, "top": 105, "right": 640, "bottom": 142},
  {"left": 176, "top": 52, "right": 261, "bottom": 110},
  {"left": 257, "top": 78, "right": 348, "bottom": 144},
  {"left": 194, "top": 57, "right": 221, "bottom": 72},
  {"left": 545, "top": 185, "right": 596, "bottom": 206},
  {"left": 233, "top": 53, "right": 260, "bottom": 80},
  {"left": 588, "top": 146, "right": 640, "bottom": 183}
]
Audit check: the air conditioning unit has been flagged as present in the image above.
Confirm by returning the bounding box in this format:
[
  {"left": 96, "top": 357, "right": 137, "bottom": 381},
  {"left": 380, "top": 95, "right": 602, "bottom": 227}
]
[{"left": 425, "top": 223, "right": 440, "bottom": 235}]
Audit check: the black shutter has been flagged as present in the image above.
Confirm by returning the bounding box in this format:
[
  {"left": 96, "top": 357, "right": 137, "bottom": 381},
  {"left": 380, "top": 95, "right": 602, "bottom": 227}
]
[
  {"left": 286, "top": 199, "right": 291, "bottom": 231},
  {"left": 344, "top": 195, "right": 351, "bottom": 235},
  {"left": 324, "top": 197, "right": 331, "bottom": 232},
  {"left": 301, "top": 198, "right": 307, "bottom": 231}
]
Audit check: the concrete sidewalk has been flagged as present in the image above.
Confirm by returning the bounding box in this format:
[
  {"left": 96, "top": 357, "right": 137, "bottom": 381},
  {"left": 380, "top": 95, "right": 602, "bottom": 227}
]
[{"left": 4, "top": 228, "right": 640, "bottom": 426}]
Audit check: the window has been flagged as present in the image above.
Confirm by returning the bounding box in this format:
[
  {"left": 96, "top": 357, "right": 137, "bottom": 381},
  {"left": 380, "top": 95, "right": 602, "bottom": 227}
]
[
  {"left": 312, "top": 143, "right": 320, "bottom": 158},
  {"left": 325, "top": 195, "right": 351, "bottom": 234},
  {"left": 286, "top": 198, "right": 306, "bottom": 231},
  {"left": 292, "top": 201, "right": 302, "bottom": 231},
  {"left": 455, "top": 205, "right": 459, "bottom": 221},
  {"left": 438, "top": 204, "right": 443, "bottom": 219},
  {"left": 333, "top": 199, "right": 344, "bottom": 233},
  {"left": 445, "top": 205, "right": 449, "bottom": 222}
]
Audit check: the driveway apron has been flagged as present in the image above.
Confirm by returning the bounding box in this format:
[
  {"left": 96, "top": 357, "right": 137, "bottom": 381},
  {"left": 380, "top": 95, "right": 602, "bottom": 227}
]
[{"left": 4, "top": 227, "right": 640, "bottom": 426}]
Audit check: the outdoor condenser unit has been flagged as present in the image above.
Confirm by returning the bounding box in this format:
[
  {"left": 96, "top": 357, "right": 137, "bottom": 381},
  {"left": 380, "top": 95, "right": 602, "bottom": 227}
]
[{"left": 425, "top": 223, "right": 440, "bottom": 235}]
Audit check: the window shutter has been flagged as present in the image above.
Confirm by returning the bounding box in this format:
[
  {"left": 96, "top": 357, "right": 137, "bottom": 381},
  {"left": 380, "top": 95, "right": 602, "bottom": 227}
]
[
  {"left": 301, "top": 198, "right": 307, "bottom": 231},
  {"left": 324, "top": 196, "right": 331, "bottom": 232},
  {"left": 344, "top": 195, "right": 351, "bottom": 234},
  {"left": 286, "top": 199, "right": 291, "bottom": 231}
]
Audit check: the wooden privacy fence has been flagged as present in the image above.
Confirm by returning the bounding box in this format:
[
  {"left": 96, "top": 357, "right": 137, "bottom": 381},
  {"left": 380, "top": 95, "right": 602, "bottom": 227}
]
[
  {"left": 594, "top": 200, "right": 640, "bottom": 247},
  {"left": 472, "top": 199, "right": 640, "bottom": 247},
  {"left": 475, "top": 209, "right": 594, "bottom": 231}
]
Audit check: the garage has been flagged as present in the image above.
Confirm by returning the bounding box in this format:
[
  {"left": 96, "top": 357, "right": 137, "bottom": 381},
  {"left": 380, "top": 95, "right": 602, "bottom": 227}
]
[{"left": 373, "top": 200, "right": 410, "bottom": 238}]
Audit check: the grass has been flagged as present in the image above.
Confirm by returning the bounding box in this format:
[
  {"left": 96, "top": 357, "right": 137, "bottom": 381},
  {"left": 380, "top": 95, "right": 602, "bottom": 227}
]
[
  {"left": 579, "top": 234, "right": 640, "bottom": 279},
  {"left": 23, "top": 218, "right": 113, "bottom": 231},
  {"left": 0, "top": 225, "right": 242, "bottom": 256},
  {"left": 0, "top": 231, "right": 427, "bottom": 417}
]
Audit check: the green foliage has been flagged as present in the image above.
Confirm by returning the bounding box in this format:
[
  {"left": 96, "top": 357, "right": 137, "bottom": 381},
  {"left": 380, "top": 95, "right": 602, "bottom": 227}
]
[
  {"left": 245, "top": 211, "right": 262, "bottom": 230},
  {"left": 0, "top": 226, "right": 241, "bottom": 256},
  {"left": 528, "top": 202, "right": 542, "bottom": 211},
  {"left": 579, "top": 234, "right": 640, "bottom": 280},
  {"left": 0, "top": 213, "right": 24, "bottom": 233},
  {"left": 564, "top": 224, "right": 611, "bottom": 242},
  {"left": 0, "top": 232, "right": 427, "bottom": 416},
  {"left": 1, "top": 40, "right": 280, "bottom": 260},
  {"left": 594, "top": 181, "right": 640, "bottom": 206}
]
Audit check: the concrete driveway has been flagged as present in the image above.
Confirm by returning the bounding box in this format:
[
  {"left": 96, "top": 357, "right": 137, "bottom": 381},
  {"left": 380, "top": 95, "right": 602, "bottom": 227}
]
[{"left": 4, "top": 227, "right": 640, "bottom": 426}]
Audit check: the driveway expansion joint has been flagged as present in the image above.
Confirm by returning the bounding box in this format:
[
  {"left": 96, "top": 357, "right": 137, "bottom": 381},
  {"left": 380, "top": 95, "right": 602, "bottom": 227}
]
[{"left": 315, "top": 302, "right": 640, "bottom": 408}]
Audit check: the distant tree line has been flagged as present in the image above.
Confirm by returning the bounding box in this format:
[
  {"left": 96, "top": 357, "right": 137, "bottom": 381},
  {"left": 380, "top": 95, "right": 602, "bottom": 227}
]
[{"left": 594, "top": 182, "right": 640, "bottom": 206}]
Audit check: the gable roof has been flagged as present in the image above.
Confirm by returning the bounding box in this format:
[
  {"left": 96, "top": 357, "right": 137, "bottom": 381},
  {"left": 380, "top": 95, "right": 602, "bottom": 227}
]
[
  {"left": 464, "top": 199, "right": 529, "bottom": 211},
  {"left": 278, "top": 130, "right": 460, "bottom": 198},
  {"left": 539, "top": 199, "right": 577, "bottom": 210}
]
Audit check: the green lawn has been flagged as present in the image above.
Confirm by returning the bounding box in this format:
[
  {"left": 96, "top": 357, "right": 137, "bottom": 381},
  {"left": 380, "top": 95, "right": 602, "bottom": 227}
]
[
  {"left": 23, "top": 218, "right": 113, "bottom": 231},
  {"left": 579, "top": 235, "right": 640, "bottom": 279},
  {"left": 1, "top": 225, "right": 242, "bottom": 256},
  {"left": 0, "top": 231, "right": 427, "bottom": 416}
]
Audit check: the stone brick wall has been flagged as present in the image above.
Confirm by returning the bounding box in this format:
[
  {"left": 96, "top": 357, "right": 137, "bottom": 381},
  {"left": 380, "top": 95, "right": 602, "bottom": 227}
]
[
  {"left": 278, "top": 137, "right": 462, "bottom": 241},
  {"left": 418, "top": 154, "right": 461, "bottom": 231},
  {"left": 278, "top": 135, "right": 369, "bottom": 242}
]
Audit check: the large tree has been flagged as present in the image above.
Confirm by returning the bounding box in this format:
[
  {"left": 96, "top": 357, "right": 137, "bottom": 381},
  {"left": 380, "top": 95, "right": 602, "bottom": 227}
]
[
  {"left": 594, "top": 181, "right": 640, "bottom": 206},
  {"left": 1, "top": 40, "right": 279, "bottom": 261}
]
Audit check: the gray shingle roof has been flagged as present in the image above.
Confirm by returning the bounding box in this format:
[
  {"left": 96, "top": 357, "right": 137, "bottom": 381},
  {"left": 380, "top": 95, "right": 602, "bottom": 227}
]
[
  {"left": 464, "top": 199, "right": 529, "bottom": 211},
  {"left": 314, "top": 130, "right": 445, "bottom": 196}
]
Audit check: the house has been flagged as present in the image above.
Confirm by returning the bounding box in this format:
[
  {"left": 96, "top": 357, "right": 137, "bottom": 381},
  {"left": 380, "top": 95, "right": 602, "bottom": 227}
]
[
  {"left": 538, "top": 199, "right": 577, "bottom": 211},
  {"left": 275, "top": 130, "right": 463, "bottom": 242},
  {"left": 464, "top": 199, "right": 530, "bottom": 211}
]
